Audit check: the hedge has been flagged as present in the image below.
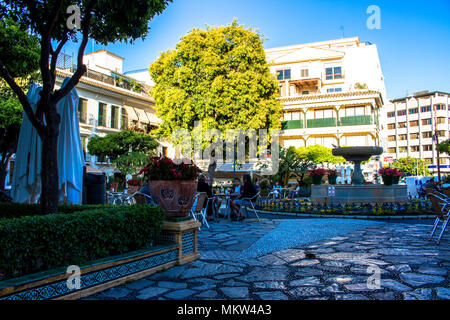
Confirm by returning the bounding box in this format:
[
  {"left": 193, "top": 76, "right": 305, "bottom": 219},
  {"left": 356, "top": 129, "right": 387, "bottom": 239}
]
[
  {"left": 0, "top": 203, "right": 115, "bottom": 219},
  {"left": 0, "top": 205, "right": 165, "bottom": 280}
]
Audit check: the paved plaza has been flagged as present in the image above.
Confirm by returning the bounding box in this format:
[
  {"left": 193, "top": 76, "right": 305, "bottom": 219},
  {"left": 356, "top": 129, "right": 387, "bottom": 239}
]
[{"left": 86, "top": 217, "right": 450, "bottom": 300}]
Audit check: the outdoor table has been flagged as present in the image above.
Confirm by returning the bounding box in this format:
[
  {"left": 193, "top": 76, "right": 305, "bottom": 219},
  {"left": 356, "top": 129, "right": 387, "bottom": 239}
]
[{"left": 215, "top": 193, "right": 240, "bottom": 220}]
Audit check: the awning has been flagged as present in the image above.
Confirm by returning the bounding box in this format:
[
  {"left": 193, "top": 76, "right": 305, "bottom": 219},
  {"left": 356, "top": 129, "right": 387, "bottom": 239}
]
[
  {"left": 146, "top": 111, "right": 162, "bottom": 125},
  {"left": 122, "top": 105, "right": 138, "bottom": 121},
  {"left": 134, "top": 107, "right": 149, "bottom": 123}
]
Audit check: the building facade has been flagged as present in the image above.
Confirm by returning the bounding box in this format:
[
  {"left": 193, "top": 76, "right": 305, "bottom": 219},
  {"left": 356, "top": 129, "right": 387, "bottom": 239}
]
[
  {"left": 384, "top": 91, "right": 450, "bottom": 174},
  {"left": 264, "top": 37, "right": 387, "bottom": 178}
]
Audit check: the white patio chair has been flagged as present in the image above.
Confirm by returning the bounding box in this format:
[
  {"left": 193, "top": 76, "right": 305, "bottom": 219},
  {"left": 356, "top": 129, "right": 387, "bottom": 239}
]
[
  {"left": 427, "top": 191, "right": 450, "bottom": 244},
  {"left": 190, "top": 192, "right": 209, "bottom": 230},
  {"left": 240, "top": 192, "right": 261, "bottom": 221}
]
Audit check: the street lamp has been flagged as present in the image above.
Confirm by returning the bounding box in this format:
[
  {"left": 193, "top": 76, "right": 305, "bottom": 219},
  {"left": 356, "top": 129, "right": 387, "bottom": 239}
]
[{"left": 432, "top": 132, "right": 441, "bottom": 183}]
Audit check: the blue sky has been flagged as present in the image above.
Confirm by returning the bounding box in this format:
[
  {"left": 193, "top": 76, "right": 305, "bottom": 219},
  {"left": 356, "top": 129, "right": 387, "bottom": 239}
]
[{"left": 64, "top": 0, "right": 450, "bottom": 100}]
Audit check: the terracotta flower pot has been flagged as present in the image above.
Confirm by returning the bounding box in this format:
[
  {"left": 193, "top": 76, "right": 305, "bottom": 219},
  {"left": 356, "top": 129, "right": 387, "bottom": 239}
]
[{"left": 147, "top": 180, "right": 197, "bottom": 217}]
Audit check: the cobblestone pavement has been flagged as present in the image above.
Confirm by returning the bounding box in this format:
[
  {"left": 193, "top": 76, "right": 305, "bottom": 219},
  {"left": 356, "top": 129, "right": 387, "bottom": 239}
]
[{"left": 86, "top": 218, "right": 450, "bottom": 300}]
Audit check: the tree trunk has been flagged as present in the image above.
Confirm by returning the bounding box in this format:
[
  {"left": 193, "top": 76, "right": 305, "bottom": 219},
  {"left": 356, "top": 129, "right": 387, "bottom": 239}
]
[
  {"left": 0, "top": 161, "right": 8, "bottom": 191},
  {"left": 39, "top": 108, "right": 60, "bottom": 214}
]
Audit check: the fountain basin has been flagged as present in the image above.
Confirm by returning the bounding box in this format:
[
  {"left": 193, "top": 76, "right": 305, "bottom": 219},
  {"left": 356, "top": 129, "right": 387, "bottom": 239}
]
[
  {"left": 332, "top": 146, "right": 383, "bottom": 185},
  {"left": 311, "top": 184, "right": 408, "bottom": 205}
]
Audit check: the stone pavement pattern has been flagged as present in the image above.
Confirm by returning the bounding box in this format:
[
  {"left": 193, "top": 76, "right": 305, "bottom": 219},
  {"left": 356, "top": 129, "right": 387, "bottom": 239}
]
[{"left": 86, "top": 218, "right": 450, "bottom": 300}]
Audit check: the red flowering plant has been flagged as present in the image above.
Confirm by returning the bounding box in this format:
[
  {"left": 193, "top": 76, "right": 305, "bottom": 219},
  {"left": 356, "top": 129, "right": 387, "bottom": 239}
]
[
  {"left": 138, "top": 156, "right": 202, "bottom": 182},
  {"left": 126, "top": 179, "right": 142, "bottom": 187},
  {"left": 309, "top": 167, "right": 327, "bottom": 176},
  {"left": 378, "top": 167, "right": 403, "bottom": 177},
  {"left": 327, "top": 169, "right": 338, "bottom": 177}
]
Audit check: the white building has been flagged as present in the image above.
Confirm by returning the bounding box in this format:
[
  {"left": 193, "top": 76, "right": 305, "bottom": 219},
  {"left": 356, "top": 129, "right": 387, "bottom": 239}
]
[
  {"left": 384, "top": 91, "right": 450, "bottom": 174},
  {"left": 264, "top": 37, "right": 387, "bottom": 179}
]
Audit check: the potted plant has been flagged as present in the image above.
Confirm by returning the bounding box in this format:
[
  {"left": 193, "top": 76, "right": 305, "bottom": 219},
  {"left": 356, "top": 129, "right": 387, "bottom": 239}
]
[
  {"left": 139, "top": 157, "right": 201, "bottom": 217},
  {"left": 378, "top": 167, "right": 403, "bottom": 186},
  {"left": 309, "top": 167, "right": 326, "bottom": 185},
  {"left": 327, "top": 169, "right": 337, "bottom": 185},
  {"left": 126, "top": 178, "right": 142, "bottom": 194},
  {"left": 392, "top": 169, "right": 404, "bottom": 185}
]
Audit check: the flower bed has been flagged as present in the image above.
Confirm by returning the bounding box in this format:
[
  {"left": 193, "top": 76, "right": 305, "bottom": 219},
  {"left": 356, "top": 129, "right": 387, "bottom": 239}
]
[
  {"left": 0, "top": 204, "right": 165, "bottom": 281},
  {"left": 256, "top": 198, "right": 434, "bottom": 216}
]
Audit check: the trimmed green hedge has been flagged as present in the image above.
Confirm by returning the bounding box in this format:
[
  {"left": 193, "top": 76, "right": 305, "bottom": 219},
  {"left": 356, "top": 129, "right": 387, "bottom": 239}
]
[
  {"left": 0, "top": 205, "right": 165, "bottom": 280},
  {"left": 0, "top": 203, "right": 115, "bottom": 219}
]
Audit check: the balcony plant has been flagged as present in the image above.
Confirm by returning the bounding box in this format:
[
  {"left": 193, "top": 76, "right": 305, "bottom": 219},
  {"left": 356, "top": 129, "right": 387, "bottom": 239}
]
[
  {"left": 327, "top": 169, "right": 337, "bottom": 185},
  {"left": 139, "top": 157, "right": 201, "bottom": 217},
  {"left": 309, "top": 167, "right": 326, "bottom": 185}
]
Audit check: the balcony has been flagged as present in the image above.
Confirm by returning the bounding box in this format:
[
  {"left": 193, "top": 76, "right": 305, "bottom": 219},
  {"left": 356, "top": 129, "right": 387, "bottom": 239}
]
[
  {"left": 307, "top": 118, "right": 337, "bottom": 128},
  {"left": 281, "top": 120, "right": 304, "bottom": 130},
  {"left": 339, "top": 115, "right": 373, "bottom": 126}
]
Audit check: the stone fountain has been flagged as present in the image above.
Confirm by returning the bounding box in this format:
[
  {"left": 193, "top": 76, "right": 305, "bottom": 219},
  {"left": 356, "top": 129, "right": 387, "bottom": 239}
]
[
  {"left": 310, "top": 146, "right": 408, "bottom": 204},
  {"left": 332, "top": 146, "right": 383, "bottom": 184}
]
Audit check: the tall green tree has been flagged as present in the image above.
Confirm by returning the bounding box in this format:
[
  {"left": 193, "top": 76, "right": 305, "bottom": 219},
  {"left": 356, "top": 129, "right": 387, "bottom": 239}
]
[
  {"left": 391, "top": 156, "right": 431, "bottom": 176},
  {"left": 0, "top": 0, "right": 171, "bottom": 213},
  {"left": 87, "top": 130, "right": 159, "bottom": 161},
  {"left": 149, "top": 19, "right": 282, "bottom": 181}
]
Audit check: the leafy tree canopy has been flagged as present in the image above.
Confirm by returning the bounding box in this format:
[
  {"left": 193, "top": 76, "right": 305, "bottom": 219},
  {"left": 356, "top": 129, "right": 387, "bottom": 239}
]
[
  {"left": 437, "top": 139, "right": 450, "bottom": 156},
  {"left": 87, "top": 130, "right": 159, "bottom": 161},
  {"left": 297, "top": 144, "right": 345, "bottom": 165},
  {"left": 391, "top": 156, "right": 431, "bottom": 176},
  {"left": 149, "top": 19, "right": 282, "bottom": 141}
]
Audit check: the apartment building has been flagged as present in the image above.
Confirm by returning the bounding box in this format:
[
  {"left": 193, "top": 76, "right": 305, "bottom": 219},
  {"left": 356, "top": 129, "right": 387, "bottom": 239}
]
[
  {"left": 265, "top": 37, "right": 386, "bottom": 177},
  {"left": 384, "top": 91, "right": 450, "bottom": 174}
]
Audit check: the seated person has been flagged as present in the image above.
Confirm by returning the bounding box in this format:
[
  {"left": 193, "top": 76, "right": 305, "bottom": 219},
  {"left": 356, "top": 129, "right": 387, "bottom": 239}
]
[
  {"left": 197, "top": 174, "right": 214, "bottom": 221},
  {"left": 139, "top": 184, "right": 156, "bottom": 205},
  {"left": 272, "top": 181, "right": 282, "bottom": 198},
  {"left": 230, "top": 174, "right": 257, "bottom": 221},
  {"left": 288, "top": 183, "right": 299, "bottom": 198},
  {"left": 423, "top": 178, "right": 438, "bottom": 193}
]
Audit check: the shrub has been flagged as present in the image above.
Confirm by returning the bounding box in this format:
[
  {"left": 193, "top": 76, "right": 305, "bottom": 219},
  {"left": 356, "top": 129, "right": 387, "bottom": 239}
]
[
  {"left": 0, "top": 203, "right": 115, "bottom": 219},
  {"left": 0, "top": 205, "right": 165, "bottom": 280}
]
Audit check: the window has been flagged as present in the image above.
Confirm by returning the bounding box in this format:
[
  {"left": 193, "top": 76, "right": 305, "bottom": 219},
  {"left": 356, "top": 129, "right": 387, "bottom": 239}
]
[
  {"left": 437, "top": 130, "right": 446, "bottom": 137},
  {"left": 302, "top": 90, "right": 309, "bottom": 95},
  {"left": 409, "top": 120, "right": 418, "bottom": 127},
  {"left": 387, "top": 147, "right": 396, "bottom": 153},
  {"left": 397, "top": 110, "right": 406, "bottom": 116},
  {"left": 276, "top": 69, "right": 291, "bottom": 80},
  {"left": 388, "top": 135, "right": 396, "bottom": 142},
  {"left": 421, "top": 106, "right": 431, "bottom": 113},
  {"left": 423, "top": 145, "right": 432, "bottom": 151},
  {"left": 300, "top": 68, "right": 309, "bottom": 78},
  {"left": 424, "top": 158, "right": 432, "bottom": 164},
  {"left": 410, "top": 146, "right": 420, "bottom": 152},
  {"left": 436, "top": 117, "right": 446, "bottom": 124},
  {"left": 399, "top": 146, "right": 407, "bottom": 153},
  {"left": 398, "top": 134, "right": 407, "bottom": 141},
  {"left": 398, "top": 122, "right": 406, "bottom": 128},
  {"left": 121, "top": 107, "right": 128, "bottom": 130},
  {"left": 98, "top": 102, "right": 107, "bottom": 127},
  {"left": 327, "top": 87, "right": 342, "bottom": 93},
  {"left": 325, "top": 66, "right": 342, "bottom": 80},
  {"left": 162, "top": 146, "right": 168, "bottom": 157},
  {"left": 110, "top": 105, "right": 119, "bottom": 129},
  {"left": 387, "top": 111, "right": 395, "bottom": 118},
  {"left": 439, "top": 158, "right": 446, "bottom": 164},
  {"left": 422, "top": 118, "right": 432, "bottom": 125},
  {"left": 435, "top": 104, "right": 446, "bottom": 111},
  {"left": 408, "top": 108, "right": 418, "bottom": 114},
  {"left": 387, "top": 123, "right": 396, "bottom": 130},
  {"left": 410, "top": 133, "right": 419, "bottom": 140},
  {"left": 423, "top": 131, "right": 433, "bottom": 138},
  {"left": 78, "top": 98, "right": 88, "bottom": 124}
]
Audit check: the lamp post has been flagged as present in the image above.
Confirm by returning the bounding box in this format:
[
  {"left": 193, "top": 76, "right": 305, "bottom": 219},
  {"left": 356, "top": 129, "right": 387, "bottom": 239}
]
[
  {"left": 233, "top": 143, "right": 237, "bottom": 180},
  {"left": 433, "top": 132, "right": 441, "bottom": 184}
]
